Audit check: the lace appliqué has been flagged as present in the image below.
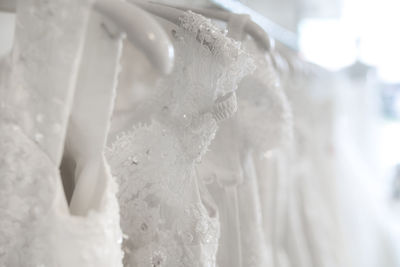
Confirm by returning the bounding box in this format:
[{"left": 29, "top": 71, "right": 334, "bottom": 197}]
[{"left": 179, "top": 11, "right": 255, "bottom": 97}]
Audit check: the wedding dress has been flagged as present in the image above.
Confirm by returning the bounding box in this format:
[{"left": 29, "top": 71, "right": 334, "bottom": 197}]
[
  {"left": 270, "top": 50, "right": 351, "bottom": 267},
  {"left": 331, "top": 63, "right": 400, "bottom": 267},
  {"left": 106, "top": 11, "right": 255, "bottom": 266},
  {"left": 196, "top": 14, "right": 293, "bottom": 267},
  {"left": 0, "top": 1, "right": 123, "bottom": 266}
]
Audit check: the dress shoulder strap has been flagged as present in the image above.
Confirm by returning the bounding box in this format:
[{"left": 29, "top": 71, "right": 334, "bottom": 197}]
[{"left": 2, "top": 0, "right": 91, "bottom": 165}]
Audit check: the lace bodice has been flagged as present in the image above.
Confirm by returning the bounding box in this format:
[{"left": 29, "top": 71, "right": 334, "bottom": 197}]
[
  {"left": 0, "top": 122, "right": 123, "bottom": 266},
  {"left": 106, "top": 11, "right": 254, "bottom": 267}
]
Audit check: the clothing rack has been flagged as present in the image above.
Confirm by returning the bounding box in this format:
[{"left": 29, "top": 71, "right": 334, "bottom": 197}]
[
  {"left": 0, "top": 0, "right": 15, "bottom": 13},
  {"left": 210, "top": 0, "right": 299, "bottom": 51},
  {"left": 0, "top": 0, "right": 299, "bottom": 51}
]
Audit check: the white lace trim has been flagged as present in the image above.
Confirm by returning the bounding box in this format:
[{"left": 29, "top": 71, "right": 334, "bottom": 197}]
[{"left": 178, "top": 11, "right": 256, "bottom": 97}]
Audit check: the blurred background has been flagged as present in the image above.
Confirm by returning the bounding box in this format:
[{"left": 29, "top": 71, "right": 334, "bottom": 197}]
[{"left": 161, "top": 0, "right": 400, "bottom": 206}]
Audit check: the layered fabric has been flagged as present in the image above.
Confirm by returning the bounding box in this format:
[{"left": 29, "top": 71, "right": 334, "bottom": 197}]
[{"left": 196, "top": 14, "right": 293, "bottom": 267}]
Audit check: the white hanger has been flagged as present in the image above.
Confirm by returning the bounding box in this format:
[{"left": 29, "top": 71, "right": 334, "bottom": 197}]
[
  {"left": 127, "top": 0, "right": 271, "bottom": 51},
  {"left": 65, "top": 8, "right": 123, "bottom": 215},
  {"left": 94, "top": 0, "right": 174, "bottom": 74},
  {"left": 63, "top": 0, "right": 176, "bottom": 215},
  {"left": 0, "top": 0, "right": 175, "bottom": 74},
  {"left": 0, "top": 0, "right": 15, "bottom": 13}
]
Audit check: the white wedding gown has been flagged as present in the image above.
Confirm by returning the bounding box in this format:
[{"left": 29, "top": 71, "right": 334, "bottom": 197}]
[
  {"left": 262, "top": 50, "right": 347, "bottom": 267},
  {"left": 0, "top": 1, "right": 123, "bottom": 266},
  {"left": 196, "top": 14, "right": 293, "bottom": 267},
  {"left": 106, "top": 11, "right": 254, "bottom": 267}
]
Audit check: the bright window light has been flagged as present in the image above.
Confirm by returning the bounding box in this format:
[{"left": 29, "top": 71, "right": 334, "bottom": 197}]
[{"left": 298, "top": 19, "right": 357, "bottom": 70}]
